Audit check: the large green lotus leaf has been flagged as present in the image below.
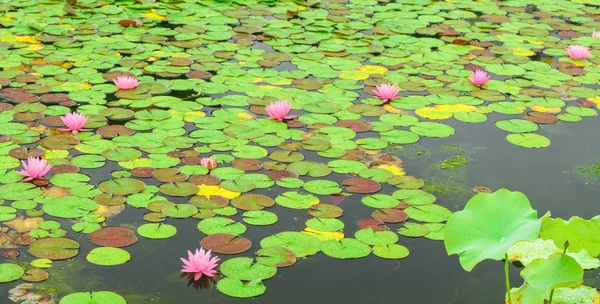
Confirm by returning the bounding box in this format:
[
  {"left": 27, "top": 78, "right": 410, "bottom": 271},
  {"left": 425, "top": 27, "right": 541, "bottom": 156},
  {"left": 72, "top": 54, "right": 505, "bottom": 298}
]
[
  {"left": 216, "top": 278, "right": 266, "bottom": 298},
  {"left": 540, "top": 216, "right": 600, "bottom": 257},
  {"left": 0, "top": 263, "right": 24, "bottom": 283},
  {"left": 551, "top": 285, "right": 600, "bottom": 304},
  {"left": 86, "top": 247, "right": 131, "bottom": 266},
  {"left": 59, "top": 291, "right": 127, "bottom": 304},
  {"left": 444, "top": 189, "right": 541, "bottom": 271},
  {"left": 509, "top": 254, "right": 583, "bottom": 304},
  {"left": 219, "top": 257, "right": 277, "bottom": 281},
  {"left": 508, "top": 239, "right": 600, "bottom": 270}
]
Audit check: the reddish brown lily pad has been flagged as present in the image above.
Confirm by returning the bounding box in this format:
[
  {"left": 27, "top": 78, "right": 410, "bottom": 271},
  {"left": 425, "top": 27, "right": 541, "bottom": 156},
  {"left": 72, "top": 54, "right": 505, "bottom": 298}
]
[
  {"left": 189, "top": 175, "right": 221, "bottom": 185},
  {"left": 48, "top": 164, "right": 80, "bottom": 174},
  {"left": 232, "top": 159, "right": 262, "bottom": 171},
  {"left": 357, "top": 218, "right": 389, "bottom": 231},
  {"left": 524, "top": 112, "right": 558, "bottom": 124},
  {"left": 372, "top": 209, "right": 409, "bottom": 223},
  {"left": 2, "top": 250, "right": 19, "bottom": 259},
  {"left": 152, "top": 168, "right": 189, "bottom": 183},
  {"left": 9, "top": 147, "right": 45, "bottom": 159},
  {"left": 577, "top": 100, "right": 596, "bottom": 108},
  {"left": 342, "top": 177, "right": 382, "bottom": 194},
  {"left": 200, "top": 233, "right": 252, "bottom": 254},
  {"left": 131, "top": 167, "right": 155, "bottom": 178},
  {"left": 267, "top": 170, "right": 298, "bottom": 180},
  {"left": 28, "top": 238, "right": 80, "bottom": 260},
  {"left": 320, "top": 194, "right": 345, "bottom": 206},
  {"left": 334, "top": 120, "right": 373, "bottom": 132},
  {"left": 231, "top": 194, "right": 274, "bottom": 211},
  {"left": 97, "top": 125, "right": 135, "bottom": 138},
  {"left": 90, "top": 227, "right": 138, "bottom": 248},
  {"left": 118, "top": 19, "right": 143, "bottom": 27}
]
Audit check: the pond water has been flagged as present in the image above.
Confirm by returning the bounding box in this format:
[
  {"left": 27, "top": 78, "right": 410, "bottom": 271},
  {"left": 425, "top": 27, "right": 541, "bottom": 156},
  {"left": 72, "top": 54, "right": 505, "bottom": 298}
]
[{"left": 0, "top": 0, "right": 600, "bottom": 303}]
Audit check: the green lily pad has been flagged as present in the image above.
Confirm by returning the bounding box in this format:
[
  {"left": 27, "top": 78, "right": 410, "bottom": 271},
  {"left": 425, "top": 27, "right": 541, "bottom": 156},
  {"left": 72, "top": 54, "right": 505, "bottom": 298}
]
[
  {"left": 0, "top": 263, "right": 24, "bottom": 283},
  {"left": 372, "top": 244, "right": 410, "bottom": 259},
  {"left": 137, "top": 223, "right": 177, "bottom": 239},
  {"left": 217, "top": 278, "right": 266, "bottom": 298},
  {"left": 86, "top": 247, "right": 131, "bottom": 266},
  {"left": 320, "top": 238, "right": 371, "bottom": 259},
  {"left": 220, "top": 257, "right": 277, "bottom": 281},
  {"left": 260, "top": 231, "right": 321, "bottom": 258},
  {"left": 59, "top": 291, "right": 127, "bottom": 304}
]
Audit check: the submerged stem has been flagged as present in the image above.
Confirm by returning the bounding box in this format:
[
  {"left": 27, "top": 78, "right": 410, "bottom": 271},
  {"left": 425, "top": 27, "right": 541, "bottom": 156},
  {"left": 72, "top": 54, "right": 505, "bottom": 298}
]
[{"left": 505, "top": 253, "right": 512, "bottom": 304}]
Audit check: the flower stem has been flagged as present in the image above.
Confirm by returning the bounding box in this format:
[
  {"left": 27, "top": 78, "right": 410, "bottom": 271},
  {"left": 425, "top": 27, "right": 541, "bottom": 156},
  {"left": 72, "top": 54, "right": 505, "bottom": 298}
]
[
  {"left": 549, "top": 289, "right": 555, "bottom": 304},
  {"left": 505, "top": 253, "right": 512, "bottom": 304}
]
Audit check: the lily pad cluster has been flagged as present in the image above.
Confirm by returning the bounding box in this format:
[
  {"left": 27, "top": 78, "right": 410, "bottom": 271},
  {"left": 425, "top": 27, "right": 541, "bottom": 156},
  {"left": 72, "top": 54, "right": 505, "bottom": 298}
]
[{"left": 0, "top": 0, "right": 599, "bottom": 302}]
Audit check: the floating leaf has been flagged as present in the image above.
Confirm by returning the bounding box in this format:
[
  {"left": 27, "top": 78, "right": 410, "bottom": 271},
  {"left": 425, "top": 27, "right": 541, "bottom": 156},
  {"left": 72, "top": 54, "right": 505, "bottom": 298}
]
[
  {"left": 86, "top": 247, "right": 130, "bottom": 266},
  {"left": 220, "top": 257, "right": 277, "bottom": 280},
  {"left": 89, "top": 227, "right": 138, "bottom": 248},
  {"left": 200, "top": 233, "right": 252, "bottom": 254},
  {"left": 29, "top": 238, "right": 80, "bottom": 260},
  {"left": 59, "top": 291, "right": 126, "bottom": 304}
]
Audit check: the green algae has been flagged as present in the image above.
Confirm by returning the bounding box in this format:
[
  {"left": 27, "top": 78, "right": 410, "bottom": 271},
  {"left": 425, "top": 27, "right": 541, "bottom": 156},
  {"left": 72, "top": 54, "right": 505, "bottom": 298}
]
[{"left": 439, "top": 155, "right": 468, "bottom": 170}]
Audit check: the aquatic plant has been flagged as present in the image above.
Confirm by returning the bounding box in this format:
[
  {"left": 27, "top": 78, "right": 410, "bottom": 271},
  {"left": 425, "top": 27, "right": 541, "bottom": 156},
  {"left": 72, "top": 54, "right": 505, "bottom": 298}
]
[
  {"left": 372, "top": 83, "right": 400, "bottom": 103},
  {"left": 445, "top": 189, "right": 598, "bottom": 303},
  {"left": 593, "top": 30, "right": 600, "bottom": 38},
  {"left": 566, "top": 45, "right": 591, "bottom": 60},
  {"left": 180, "top": 248, "right": 220, "bottom": 281},
  {"left": 468, "top": 70, "right": 490, "bottom": 87},
  {"left": 112, "top": 76, "right": 140, "bottom": 90},
  {"left": 200, "top": 157, "right": 217, "bottom": 170},
  {"left": 59, "top": 112, "right": 88, "bottom": 135},
  {"left": 264, "top": 101, "right": 296, "bottom": 121},
  {"left": 16, "top": 158, "right": 52, "bottom": 182}
]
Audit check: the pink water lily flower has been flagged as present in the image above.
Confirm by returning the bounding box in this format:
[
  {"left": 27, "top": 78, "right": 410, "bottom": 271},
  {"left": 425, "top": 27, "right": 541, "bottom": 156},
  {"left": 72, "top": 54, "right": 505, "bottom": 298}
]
[
  {"left": 593, "top": 31, "right": 600, "bottom": 38},
  {"left": 372, "top": 83, "right": 400, "bottom": 103},
  {"left": 200, "top": 157, "right": 217, "bottom": 170},
  {"left": 469, "top": 70, "right": 490, "bottom": 87},
  {"left": 180, "top": 248, "right": 220, "bottom": 281},
  {"left": 113, "top": 76, "right": 140, "bottom": 90},
  {"left": 265, "top": 100, "right": 297, "bottom": 121},
  {"left": 16, "top": 157, "right": 52, "bottom": 181},
  {"left": 566, "top": 45, "right": 591, "bottom": 60},
  {"left": 59, "top": 112, "right": 88, "bottom": 134}
]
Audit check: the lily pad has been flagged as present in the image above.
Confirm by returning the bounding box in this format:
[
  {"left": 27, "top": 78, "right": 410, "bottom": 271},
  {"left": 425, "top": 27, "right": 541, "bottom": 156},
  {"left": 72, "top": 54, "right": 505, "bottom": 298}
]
[{"left": 86, "top": 247, "right": 130, "bottom": 266}]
